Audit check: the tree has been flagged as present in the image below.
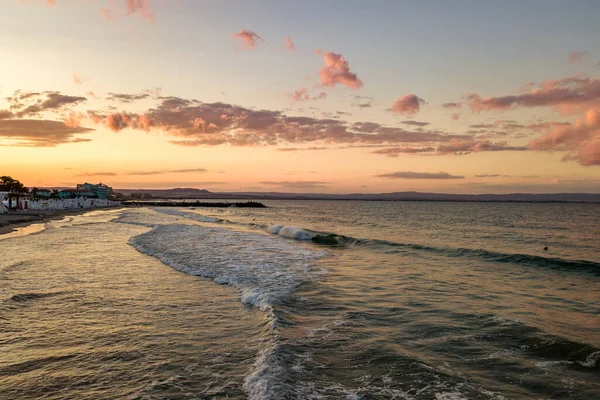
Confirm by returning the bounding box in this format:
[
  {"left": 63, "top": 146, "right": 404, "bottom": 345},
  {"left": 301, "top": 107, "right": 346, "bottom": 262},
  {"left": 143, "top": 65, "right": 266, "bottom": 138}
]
[
  {"left": 0, "top": 176, "right": 28, "bottom": 193},
  {"left": 51, "top": 189, "right": 59, "bottom": 198},
  {"left": 31, "top": 187, "right": 39, "bottom": 199}
]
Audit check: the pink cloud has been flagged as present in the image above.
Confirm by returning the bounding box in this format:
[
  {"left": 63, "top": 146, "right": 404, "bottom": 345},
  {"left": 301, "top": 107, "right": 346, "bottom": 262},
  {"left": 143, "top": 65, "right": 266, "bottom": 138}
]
[
  {"left": 86, "top": 91, "right": 97, "bottom": 99},
  {"left": 232, "top": 30, "right": 265, "bottom": 49},
  {"left": 73, "top": 74, "right": 83, "bottom": 85},
  {"left": 389, "top": 94, "right": 425, "bottom": 116},
  {"left": 125, "top": 0, "right": 154, "bottom": 22},
  {"left": 568, "top": 52, "right": 587, "bottom": 63},
  {"left": 317, "top": 51, "right": 363, "bottom": 89},
  {"left": 64, "top": 112, "right": 83, "bottom": 128},
  {"left": 466, "top": 75, "right": 600, "bottom": 114},
  {"left": 529, "top": 109, "right": 600, "bottom": 165},
  {"left": 451, "top": 113, "right": 460, "bottom": 121},
  {"left": 289, "top": 87, "right": 309, "bottom": 102},
  {"left": 285, "top": 37, "right": 295, "bottom": 51},
  {"left": 100, "top": 8, "right": 111, "bottom": 20}
]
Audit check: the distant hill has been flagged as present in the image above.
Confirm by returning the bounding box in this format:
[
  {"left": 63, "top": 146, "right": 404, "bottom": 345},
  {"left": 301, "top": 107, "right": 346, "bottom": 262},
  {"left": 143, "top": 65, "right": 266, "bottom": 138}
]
[{"left": 114, "top": 188, "right": 600, "bottom": 203}]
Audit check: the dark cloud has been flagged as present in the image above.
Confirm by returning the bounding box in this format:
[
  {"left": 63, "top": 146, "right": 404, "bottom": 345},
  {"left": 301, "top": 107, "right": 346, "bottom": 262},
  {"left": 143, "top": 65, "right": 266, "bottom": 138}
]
[
  {"left": 466, "top": 76, "right": 600, "bottom": 114},
  {"left": 437, "top": 139, "right": 528, "bottom": 154},
  {"left": 401, "top": 121, "right": 430, "bottom": 127},
  {"left": 475, "top": 174, "right": 511, "bottom": 178},
  {"left": 260, "top": 181, "right": 331, "bottom": 188},
  {"left": 352, "top": 102, "right": 372, "bottom": 108},
  {"left": 8, "top": 91, "right": 87, "bottom": 117},
  {"left": 106, "top": 93, "right": 151, "bottom": 102},
  {"left": 442, "top": 102, "right": 462, "bottom": 109},
  {"left": 376, "top": 171, "right": 465, "bottom": 180},
  {"left": 0, "top": 119, "right": 93, "bottom": 147},
  {"left": 276, "top": 147, "right": 327, "bottom": 152},
  {"left": 372, "top": 147, "right": 435, "bottom": 157}
]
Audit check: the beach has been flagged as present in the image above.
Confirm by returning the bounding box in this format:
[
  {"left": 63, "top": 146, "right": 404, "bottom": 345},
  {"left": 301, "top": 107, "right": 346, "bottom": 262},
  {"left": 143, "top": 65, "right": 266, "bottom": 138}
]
[{"left": 0, "top": 208, "right": 120, "bottom": 236}]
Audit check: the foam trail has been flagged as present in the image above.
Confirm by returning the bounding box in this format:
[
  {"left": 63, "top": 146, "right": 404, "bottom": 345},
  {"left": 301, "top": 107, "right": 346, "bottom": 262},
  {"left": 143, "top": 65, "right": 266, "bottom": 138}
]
[
  {"left": 129, "top": 220, "right": 325, "bottom": 399},
  {"left": 151, "top": 207, "right": 223, "bottom": 223}
]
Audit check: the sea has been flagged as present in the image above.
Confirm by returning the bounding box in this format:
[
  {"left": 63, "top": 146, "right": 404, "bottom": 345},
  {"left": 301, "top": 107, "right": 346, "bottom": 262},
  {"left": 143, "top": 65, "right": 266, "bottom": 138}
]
[{"left": 0, "top": 201, "right": 598, "bottom": 400}]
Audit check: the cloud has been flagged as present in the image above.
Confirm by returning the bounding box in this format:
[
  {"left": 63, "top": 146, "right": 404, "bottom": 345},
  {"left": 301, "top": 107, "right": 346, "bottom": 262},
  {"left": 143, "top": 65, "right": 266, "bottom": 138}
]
[
  {"left": 0, "top": 110, "right": 13, "bottom": 119},
  {"left": 86, "top": 91, "right": 97, "bottom": 99},
  {"left": 260, "top": 181, "right": 330, "bottom": 188},
  {"left": 64, "top": 112, "right": 84, "bottom": 128},
  {"left": 465, "top": 75, "right": 600, "bottom": 114},
  {"left": 285, "top": 37, "right": 295, "bottom": 51},
  {"left": 451, "top": 113, "right": 460, "bottom": 121},
  {"left": 351, "top": 102, "right": 372, "bottom": 108},
  {"left": 90, "top": 96, "right": 476, "bottom": 149},
  {"left": 125, "top": 0, "right": 155, "bottom": 22},
  {"left": 437, "top": 138, "right": 528, "bottom": 154},
  {"left": 475, "top": 174, "right": 510, "bottom": 178},
  {"left": 375, "top": 171, "right": 465, "bottom": 180},
  {"left": 232, "top": 30, "right": 265, "bottom": 49},
  {"left": 289, "top": 87, "right": 309, "bottom": 102},
  {"left": 100, "top": 8, "right": 112, "bottom": 20},
  {"left": 77, "top": 172, "right": 117, "bottom": 177},
  {"left": 107, "top": 93, "right": 151, "bottom": 102},
  {"left": 127, "top": 168, "right": 207, "bottom": 175},
  {"left": 21, "top": 0, "right": 155, "bottom": 22},
  {"left": 276, "top": 147, "right": 327, "bottom": 152},
  {"left": 389, "top": 94, "right": 425, "bottom": 116},
  {"left": 442, "top": 102, "right": 462, "bottom": 109},
  {"left": 529, "top": 109, "right": 600, "bottom": 166},
  {"left": 8, "top": 91, "right": 87, "bottom": 117},
  {"left": 313, "top": 92, "right": 327, "bottom": 100},
  {"left": 0, "top": 119, "right": 93, "bottom": 147},
  {"left": 372, "top": 147, "right": 435, "bottom": 157},
  {"left": 568, "top": 52, "right": 587, "bottom": 63},
  {"left": 73, "top": 74, "right": 83, "bottom": 85},
  {"left": 317, "top": 51, "right": 363, "bottom": 88},
  {"left": 401, "top": 120, "right": 429, "bottom": 126}
]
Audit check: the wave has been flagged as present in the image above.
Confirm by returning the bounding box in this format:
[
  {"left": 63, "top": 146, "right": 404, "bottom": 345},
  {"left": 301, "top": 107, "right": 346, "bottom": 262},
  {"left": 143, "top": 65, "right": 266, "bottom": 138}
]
[
  {"left": 265, "top": 224, "right": 599, "bottom": 275},
  {"left": 128, "top": 219, "right": 326, "bottom": 400},
  {"left": 267, "top": 225, "right": 360, "bottom": 246}
]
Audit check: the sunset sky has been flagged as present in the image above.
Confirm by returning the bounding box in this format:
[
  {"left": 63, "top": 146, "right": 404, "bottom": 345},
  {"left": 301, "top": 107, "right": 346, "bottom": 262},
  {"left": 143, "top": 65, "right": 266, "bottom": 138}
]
[{"left": 1, "top": 0, "right": 599, "bottom": 193}]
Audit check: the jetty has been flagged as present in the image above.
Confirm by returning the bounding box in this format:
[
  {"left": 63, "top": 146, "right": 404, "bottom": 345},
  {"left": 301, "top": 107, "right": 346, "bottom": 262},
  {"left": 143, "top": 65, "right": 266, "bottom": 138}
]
[{"left": 122, "top": 200, "right": 267, "bottom": 208}]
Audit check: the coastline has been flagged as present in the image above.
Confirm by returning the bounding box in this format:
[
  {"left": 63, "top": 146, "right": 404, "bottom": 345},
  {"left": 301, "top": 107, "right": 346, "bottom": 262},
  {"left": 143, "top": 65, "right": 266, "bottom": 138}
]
[{"left": 0, "top": 208, "right": 120, "bottom": 236}]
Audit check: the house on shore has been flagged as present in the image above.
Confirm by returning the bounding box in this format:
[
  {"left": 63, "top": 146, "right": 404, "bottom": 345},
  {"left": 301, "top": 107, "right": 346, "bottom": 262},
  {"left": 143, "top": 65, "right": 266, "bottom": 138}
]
[
  {"left": 58, "top": 189, "right": 95, "bottom": 199},
  {"left": 76, "top": 182, "right": 113, "bottom": 199},
  {"left": 33, "top": 189, "right": 52, "bottom": 198}
]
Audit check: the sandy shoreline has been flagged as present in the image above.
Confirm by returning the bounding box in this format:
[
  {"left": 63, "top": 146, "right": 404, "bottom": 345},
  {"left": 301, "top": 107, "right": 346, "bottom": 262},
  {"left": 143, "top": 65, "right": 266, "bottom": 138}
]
[{"left": 0, "top": 208, "right": 121, "bottom": 236}]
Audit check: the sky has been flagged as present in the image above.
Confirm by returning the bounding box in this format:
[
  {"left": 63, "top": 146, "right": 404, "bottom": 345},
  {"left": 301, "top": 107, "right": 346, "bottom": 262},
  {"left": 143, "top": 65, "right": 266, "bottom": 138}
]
[{"left": 1, "top": 0, "right": 599, "bottom": 194}]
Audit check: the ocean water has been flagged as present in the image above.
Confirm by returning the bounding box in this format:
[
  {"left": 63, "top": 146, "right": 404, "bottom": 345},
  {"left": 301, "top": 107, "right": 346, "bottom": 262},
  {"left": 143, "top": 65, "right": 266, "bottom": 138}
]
[{"left": 0, "top": 201, "right": 599, "bottom": 399}]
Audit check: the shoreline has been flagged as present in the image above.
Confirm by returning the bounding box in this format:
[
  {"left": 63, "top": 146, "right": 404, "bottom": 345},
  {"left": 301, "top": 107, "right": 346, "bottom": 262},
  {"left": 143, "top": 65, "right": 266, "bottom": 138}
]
[{"left": 0, "top": 208, "right": 121, "bottom": 236}]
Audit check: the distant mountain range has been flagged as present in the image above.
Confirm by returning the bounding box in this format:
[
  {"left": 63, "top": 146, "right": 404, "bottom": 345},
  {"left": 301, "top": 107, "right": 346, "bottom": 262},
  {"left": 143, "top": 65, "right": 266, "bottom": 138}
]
[{"left": 115, "top": 188, "right": 600, "bottom": 203}]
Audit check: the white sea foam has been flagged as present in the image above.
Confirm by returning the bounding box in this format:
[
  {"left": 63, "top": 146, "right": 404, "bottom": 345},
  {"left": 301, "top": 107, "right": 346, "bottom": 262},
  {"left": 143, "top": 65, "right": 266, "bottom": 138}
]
[
  {"left": 130, "top": 223, "right": 322, "bottom": 311},
  {"left": 151, "top": 207, "right": 223, "bottom": 223},
  {"left": 127, "top": 212, "right": 326, "bottom": 400},
  {"left": 268, "top": 224, "right": 314, "bottom": 241},
  {"left": 579, "top": 351, "right": 600, "bottom": 368}
]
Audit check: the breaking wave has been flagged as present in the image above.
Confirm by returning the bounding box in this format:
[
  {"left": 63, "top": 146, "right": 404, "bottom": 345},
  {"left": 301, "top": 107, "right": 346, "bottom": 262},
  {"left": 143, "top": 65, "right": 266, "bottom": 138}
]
[{"left": 128, "top": 220, "right": 325, "bottom": 399}]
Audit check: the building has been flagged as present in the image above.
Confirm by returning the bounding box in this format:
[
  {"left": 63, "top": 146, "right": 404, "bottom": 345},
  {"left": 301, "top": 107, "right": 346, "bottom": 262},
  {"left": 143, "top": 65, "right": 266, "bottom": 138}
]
[
  {"left": 33, "top": 189, "right": 52, "bottom": 198},
  {"left": 76, "top": 182, "right": 113, "bottom": 199},
  {"left": 58, "top": 189, "right": 95, "bottom": 199}
]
